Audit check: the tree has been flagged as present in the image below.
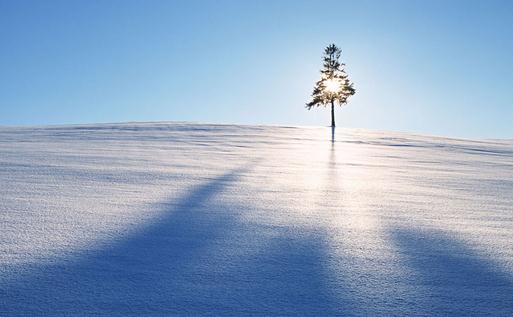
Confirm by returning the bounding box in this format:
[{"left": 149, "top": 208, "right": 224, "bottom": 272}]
[{"left": 306, "top": 44, "right": 355, "bottom": 127}]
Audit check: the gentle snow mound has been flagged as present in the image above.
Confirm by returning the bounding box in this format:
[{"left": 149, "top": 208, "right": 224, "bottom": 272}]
[{"left": 1, "top": 122, "right": 513, "bottom": 316}]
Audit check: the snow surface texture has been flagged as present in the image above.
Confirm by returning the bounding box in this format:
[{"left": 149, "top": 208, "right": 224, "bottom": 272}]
[{"left": 1, "top": 122, "right": 513, "bottom": 316}]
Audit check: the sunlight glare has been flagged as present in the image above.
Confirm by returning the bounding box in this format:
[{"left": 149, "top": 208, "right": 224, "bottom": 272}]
[{"left": 325, "top": 78, "right": 341, "bottom": 93}]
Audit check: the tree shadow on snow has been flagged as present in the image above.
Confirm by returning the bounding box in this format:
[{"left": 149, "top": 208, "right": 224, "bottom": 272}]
[
  {"left": 390, "top": 228, "right": 513, "bottom": 316},
  {"left": 214, "top": 228, "right": 350, "bottom": 316},
  {"left": 0, "top": 165, "right": 349, "bottom": 316}
]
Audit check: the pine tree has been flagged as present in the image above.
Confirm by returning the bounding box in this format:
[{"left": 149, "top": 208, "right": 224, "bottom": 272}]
[{"left": 306, "top": 44, "right": 355, "bottom": 127}]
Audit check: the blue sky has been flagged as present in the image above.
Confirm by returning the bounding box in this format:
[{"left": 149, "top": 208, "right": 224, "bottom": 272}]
[{"left": 1, "top": 0, "right": 512, "bottom": 138}]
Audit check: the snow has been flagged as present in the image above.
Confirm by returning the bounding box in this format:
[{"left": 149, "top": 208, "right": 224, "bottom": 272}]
[{"left": 1, "top": 122, "right": 513, "bottom": 316}]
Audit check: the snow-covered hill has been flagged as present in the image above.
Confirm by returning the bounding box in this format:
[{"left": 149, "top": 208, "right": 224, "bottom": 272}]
[{"left": 1, "top": 122, "right": 513, "bottom": 316}]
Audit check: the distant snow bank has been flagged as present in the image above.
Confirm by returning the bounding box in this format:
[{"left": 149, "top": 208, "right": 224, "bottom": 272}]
[{"left": 1, "top": 122, "right": 513, "bottom": 316}]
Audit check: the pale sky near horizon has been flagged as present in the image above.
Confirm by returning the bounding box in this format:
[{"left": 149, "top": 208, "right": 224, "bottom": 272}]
[{"left": 1, "top": 0, "right": 513, "bottom": 138}]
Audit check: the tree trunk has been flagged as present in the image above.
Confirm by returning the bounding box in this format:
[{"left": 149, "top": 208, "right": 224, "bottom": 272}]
[{"left": 330, "top": 100, "right": 335, "bottom": 128}]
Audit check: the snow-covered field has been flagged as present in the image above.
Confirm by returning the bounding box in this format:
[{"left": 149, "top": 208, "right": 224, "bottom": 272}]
[{"left": 1, "top": 122, "right": 513, "bottom": 316}]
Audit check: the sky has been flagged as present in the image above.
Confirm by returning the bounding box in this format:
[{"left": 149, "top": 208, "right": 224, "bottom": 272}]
[{"left": 1, "top": 0, "right": 513, "bottom": 138}]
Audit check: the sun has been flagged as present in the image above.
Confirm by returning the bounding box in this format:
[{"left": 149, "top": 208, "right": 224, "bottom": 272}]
[{"left": 324, "top": 78, "right": 341, "bottom": 93}]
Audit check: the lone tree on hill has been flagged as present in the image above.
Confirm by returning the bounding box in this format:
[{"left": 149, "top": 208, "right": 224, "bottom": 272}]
[{"left": 307, "top": 44, "right": 355, "bottom": 127}]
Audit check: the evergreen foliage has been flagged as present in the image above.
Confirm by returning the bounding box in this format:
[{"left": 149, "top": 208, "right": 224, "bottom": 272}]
[{"left": 307, "top": 44, "right": 355, "bottom": 127}]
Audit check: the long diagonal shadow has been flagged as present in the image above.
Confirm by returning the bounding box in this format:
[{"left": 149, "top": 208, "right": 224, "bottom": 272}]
[
  {"left": 391, "top": 228, "right": 513, "bottom": 316},
  {"left": 1, "top": 163, "right": 349, "bottom": 316},
  {"left": 1, "top": 167, "right": 249, "bottom": 315}
]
